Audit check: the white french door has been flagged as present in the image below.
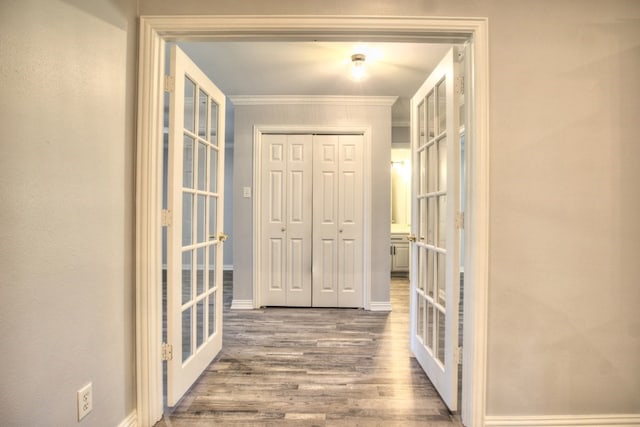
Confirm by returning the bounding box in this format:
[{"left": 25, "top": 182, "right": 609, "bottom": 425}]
[
  {"left": 260, "top": 134, "right": 313, "bottom": 307},
  {"left": 166, "top": 45, "right": 226, "bottom": 407},
  {"left": 409, "top": 48, "right": 461, "bottom": 411}
]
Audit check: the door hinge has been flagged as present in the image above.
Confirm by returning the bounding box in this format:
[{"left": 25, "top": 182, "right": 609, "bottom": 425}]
[
  {"left": 455, "top": 76, "right": 465, "bottom": 96},
  {"left": 161, "top": 209, "right": 172, "bottom": 227},
  {"left": 456, "top": 346, "right": 463, "bottom": 365},
  {"left": 162, "top": 343, "right": 173, "bottom": 361},
  {"left": 164, "top": 75, "right": 175, "bottom": 93},
  {"left": 455, "top": 212, "right": 465, "bottom": 230}
]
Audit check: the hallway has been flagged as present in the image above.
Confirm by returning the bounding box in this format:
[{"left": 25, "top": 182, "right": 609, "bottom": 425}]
[{"left": 158, "top": 275, "right": 461, "bottom": 426}]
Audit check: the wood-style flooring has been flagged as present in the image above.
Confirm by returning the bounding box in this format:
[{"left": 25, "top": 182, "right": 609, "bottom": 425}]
[{"left": 157, "top": 274, "right": 461, "bottom": 427}]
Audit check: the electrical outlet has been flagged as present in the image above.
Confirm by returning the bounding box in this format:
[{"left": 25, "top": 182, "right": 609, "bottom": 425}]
[
  {"left": 77, "top": 383, "right": 92, "bottom": 421},
  {"left": 243, "top": 186, "right": 251, "bottom": 198}
]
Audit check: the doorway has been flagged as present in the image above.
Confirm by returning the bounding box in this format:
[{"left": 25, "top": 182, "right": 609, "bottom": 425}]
[{"left": 136, "top": 15, "right": 489, "bottom": 427}]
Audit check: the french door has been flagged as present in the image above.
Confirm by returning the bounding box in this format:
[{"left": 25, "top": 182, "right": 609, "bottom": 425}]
[
  {"left": 166, "top": 45, "right": 226, "bottom": 407},
  {"left": 409, "top": 47, "right": 461, "bottom": 411}
]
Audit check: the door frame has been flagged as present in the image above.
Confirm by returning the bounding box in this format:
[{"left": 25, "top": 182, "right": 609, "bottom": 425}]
[
  {"left": 136, "top": 15, "right": 489, "bottom": 427},
  {"left": 252, "top": 125, "right": 372, "bottom": 309}
]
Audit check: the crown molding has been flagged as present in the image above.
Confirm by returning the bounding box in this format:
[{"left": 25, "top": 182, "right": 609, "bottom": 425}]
[{"left": 228, "top": 95, "right": 398, "bottom": 106}]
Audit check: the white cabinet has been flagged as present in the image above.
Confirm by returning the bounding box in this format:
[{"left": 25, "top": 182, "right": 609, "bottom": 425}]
[{"left": 391, "top": 233, "right": 410, "bottom": 275}]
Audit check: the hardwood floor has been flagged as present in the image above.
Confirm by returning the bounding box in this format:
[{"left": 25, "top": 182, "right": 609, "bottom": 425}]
[{"left": 157, "top": 274, "right": 461, "bottom": 427}]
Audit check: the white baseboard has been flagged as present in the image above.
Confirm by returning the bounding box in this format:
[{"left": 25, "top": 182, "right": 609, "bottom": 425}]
[
  {"left": 230, "top": 299, "right": 254, "bottom": 310},
  {"left": 117, "top": 410, "right": 137, "bottom": 427},
  {"left": 369, "top": 301, "right": 392, "bottom": 312},
  {"left": 484, "top": 414, "right": 640, "bottom": 427}
]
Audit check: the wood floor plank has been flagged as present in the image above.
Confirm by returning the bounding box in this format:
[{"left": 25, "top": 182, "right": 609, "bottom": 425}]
[{"left": 157, "top": 274, "right": 462, "bottom": 427}]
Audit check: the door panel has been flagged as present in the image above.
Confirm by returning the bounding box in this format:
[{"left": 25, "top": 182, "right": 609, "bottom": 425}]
[
  {"left": 167, "top": 45, "right": 225, "bottom": 407},
  {"left": 313, "top": 134, "right": 363, "bottom": 308},
  {"left": 337, "top": 135, "right": 363, "bottom": 308},
  {"left": 409, "top": 48, "right": 461, "bottom": 411},
  {"left": 261, "top": 134, "right": 312, "bottom": 306}
]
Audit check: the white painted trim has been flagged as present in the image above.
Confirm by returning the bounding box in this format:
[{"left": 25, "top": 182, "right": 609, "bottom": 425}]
[
  {"left": 229, "top": 95, "right": 397, "bottom": 106},
  {"left": 230, "top": 299, "right": 254, "bottom": 310},
  {"left": 369, "top": 301, "right": 392, "bottom": 312},
  {"left": 223, "top": 264, "right": 234, "bottom": 271},
  {"left": 136, "top": 17, "right": 166, "bottom": 427},
  {"left": 117, "top": 411, "right": 138, "bottom": 427},
  {"left": 252, "top": 125, "right": 373, "bottom": 310},
  {"left": 461, "top": 19, "right": 490, "bottom": 427},
  {"left": 392, "top": 120, "right": 410, "bottom": 127},
  {"left": 484, "top": 414, "right": 640, "bottom": 427},
  {"left": 136, "top": 15, "right": 489, "bottom": 427}
]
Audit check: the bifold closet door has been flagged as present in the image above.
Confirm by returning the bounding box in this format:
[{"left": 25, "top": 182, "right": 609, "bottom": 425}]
[
  {"left": 260, "top": 134, "right": 313, "bottom": 306},
  {"left": 312, "top": 134, "right": 364, "bottom": 308}
]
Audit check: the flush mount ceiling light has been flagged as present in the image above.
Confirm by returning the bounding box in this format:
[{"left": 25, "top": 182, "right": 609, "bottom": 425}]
[{"left": 350, "top": 53, "right": 367, "bottom": 81}]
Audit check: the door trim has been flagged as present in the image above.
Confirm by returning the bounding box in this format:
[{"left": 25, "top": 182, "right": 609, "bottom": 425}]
[
  {"left": 252, "top": 125, "right": 372, "bottom": 310},
  {"left": 136, "top": 15, "right": 489, "bottom": 427}
]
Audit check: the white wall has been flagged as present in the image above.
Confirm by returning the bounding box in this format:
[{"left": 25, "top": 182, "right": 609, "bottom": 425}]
[
  {"left": 232, "top": 102, "right": 392, "bottom": 304},
  {"left": 139, "top": 0, "right": 640, "bottom": 418},
  {"left": 2, "top": 0, "right": 637, "bottom": 424},
  {"left": 0, "top": 0, "right": 137, "bottom": 425}
]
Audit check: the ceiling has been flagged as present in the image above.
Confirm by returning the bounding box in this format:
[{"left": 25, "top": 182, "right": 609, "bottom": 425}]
[{"left": 177, "top": 41, "right": 453, "bottom": 125}]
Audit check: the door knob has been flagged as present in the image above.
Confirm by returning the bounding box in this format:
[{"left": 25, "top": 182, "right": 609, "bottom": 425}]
[
  {"left": 281, "top": 227, "right": 286, "bottom": 232},
  {"left": 407, "top": 235, "right": 417, "bottom": 242},
  {"left": 218, "top": 232, "right": 229, "bottom": 242}
]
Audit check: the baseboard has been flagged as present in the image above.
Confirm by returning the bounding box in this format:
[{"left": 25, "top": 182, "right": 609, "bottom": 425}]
[
  {"left": 369, "top": 301, "right": 392, "bottom": 312},
  {"left": 117, "top": 410, "right": 137, "bottom": 427},
  {"left": 230, "top": 299, "right": 254, "bottom": 310},
  {"left": 484, "top": 414, "right": 640, "bottom": 427},
  {"left": 223, "top": 264, "right": 233, "bottom": 271}
]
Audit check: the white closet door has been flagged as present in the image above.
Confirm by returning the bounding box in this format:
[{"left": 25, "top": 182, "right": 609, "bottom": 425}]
[
  {"left": 312, "top": 134, "right": 363, "bottom": 308},
  {"left": 260, "top": 134, "right": 312, "bottom": 306}
]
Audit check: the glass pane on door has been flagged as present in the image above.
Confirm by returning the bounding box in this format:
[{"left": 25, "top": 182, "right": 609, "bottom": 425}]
[
  {"left": 198, "top": 89, "right": 208, "bottom": 138},
  {"left": 183, "top": 136, "right": 194, "bottom": 188},
  {"left": 182, "top": 307, "right": 192, "bottom": 362},
  {"left": 437, "top": 79, "right": 447, "bottom": 134},
  {"left": 210, "top": 100, "right": 218, "bottom": 145},
  {"left": 182, "top": 250, "right": 192, "bottom": 305},
  {"left": 197, "top": 142, "right": 207, "bottom": 191},
  {"left": 184, "top": 78, "right": 196, "bottom": 134},
  {"left": 208, "top": 293, "right": 216, "bottom": 337}
]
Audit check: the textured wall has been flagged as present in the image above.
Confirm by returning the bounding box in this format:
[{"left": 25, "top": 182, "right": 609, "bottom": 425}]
[
  {"left": 137, "top": 0, "right": 640, "bottom": 416},
  {"left": 0, "top": 0, "right": 137, "bottom": 425}
]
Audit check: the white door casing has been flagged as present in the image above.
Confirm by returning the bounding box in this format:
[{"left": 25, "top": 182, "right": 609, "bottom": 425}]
[
  {"left": 166, "top": 45, "right": 226, "bottom": 407},
  {"left": 260, "top": 134, "right": 313, "bottom": 306},
  {"left": 312, "top": 134, "right": 364, "bottom": 308},
  {"left": 409, "top": 47, "right": 461, "bottom": 411}
]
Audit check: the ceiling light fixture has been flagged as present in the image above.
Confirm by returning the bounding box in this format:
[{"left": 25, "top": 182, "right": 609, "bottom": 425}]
[{"left": 351, "top": 53, "right": 366, "bottom": 81}]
